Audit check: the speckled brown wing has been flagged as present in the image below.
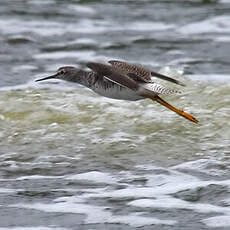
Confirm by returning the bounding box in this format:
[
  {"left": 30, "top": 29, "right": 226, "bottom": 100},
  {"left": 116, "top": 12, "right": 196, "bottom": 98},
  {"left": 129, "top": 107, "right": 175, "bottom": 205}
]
[
  {"left": 86, "top": 62, "right": 139, "bottom": 91},
  {"left": 109, "top": 60, "right": 185, "bottom": 86},
  {"left": 108, "top": 60, "right": 152, "bottom": 83}
]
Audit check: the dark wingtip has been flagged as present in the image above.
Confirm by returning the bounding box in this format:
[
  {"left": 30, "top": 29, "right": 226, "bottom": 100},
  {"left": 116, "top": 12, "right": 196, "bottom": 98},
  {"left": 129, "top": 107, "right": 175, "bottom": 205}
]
[{"left": 151, "top": 71, "right": 186, "bottom": 87}]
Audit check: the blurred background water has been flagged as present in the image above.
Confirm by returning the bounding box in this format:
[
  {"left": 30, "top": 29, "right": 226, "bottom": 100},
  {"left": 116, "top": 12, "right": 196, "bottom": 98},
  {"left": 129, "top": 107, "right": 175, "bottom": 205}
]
[{"left": 0, "top": 0, "right": 230, "bottom": 229}]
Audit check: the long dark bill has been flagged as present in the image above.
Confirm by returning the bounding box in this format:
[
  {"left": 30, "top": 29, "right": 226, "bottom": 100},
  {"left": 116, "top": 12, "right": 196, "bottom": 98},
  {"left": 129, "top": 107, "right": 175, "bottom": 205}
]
[{"left": 35, "top": 73, "right": 58, "bottom": 82}]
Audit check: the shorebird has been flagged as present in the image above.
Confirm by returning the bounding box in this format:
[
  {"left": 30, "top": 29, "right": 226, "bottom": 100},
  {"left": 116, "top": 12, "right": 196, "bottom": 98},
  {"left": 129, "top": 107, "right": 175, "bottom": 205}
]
[{"left": 36, "top": 60, "right": 198, "bottom": 123}]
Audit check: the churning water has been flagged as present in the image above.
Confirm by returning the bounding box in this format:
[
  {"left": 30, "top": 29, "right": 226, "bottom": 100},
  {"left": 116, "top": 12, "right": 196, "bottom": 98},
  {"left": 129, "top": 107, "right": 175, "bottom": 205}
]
[{"left": 0, "top": 0, "right": 230, "bottom": 229}]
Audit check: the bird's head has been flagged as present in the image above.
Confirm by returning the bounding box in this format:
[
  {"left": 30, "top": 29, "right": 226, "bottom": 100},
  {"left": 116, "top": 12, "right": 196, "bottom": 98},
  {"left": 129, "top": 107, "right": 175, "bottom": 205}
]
[{"left": 35, "top": 66, "right": 78, "bottom": 82}]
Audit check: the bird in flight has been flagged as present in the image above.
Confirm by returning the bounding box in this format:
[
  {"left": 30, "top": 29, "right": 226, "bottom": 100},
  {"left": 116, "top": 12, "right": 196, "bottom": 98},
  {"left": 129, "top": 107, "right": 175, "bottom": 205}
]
[{"left": 36, "top": 60, "right": 198, "bottom": 123}]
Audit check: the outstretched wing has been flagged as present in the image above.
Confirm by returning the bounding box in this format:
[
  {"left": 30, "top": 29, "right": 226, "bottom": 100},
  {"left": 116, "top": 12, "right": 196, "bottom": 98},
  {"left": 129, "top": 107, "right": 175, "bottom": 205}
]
[
  {"left": 109, "top": 60, "right": 185, "bottom": 86},
  {"left": 86, "top": 62, "right": 139, "bottom": 91},
  {"left": 108, "top": 60, "right": 152, "bottom": 83},
  {"left": 87, "top": 62, "right": 179, "bottom": 96}
]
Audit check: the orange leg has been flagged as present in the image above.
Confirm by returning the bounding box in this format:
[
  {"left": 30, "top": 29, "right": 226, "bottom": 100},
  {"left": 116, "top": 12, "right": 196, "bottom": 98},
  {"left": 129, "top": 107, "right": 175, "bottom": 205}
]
[{"left": 148, "top": 95, "right": 198, "bottom": 123}]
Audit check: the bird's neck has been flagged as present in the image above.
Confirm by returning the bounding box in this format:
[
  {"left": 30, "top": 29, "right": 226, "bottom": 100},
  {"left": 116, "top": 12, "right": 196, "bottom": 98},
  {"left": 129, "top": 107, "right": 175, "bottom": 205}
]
[{"left": 64, "top": 70, "right": 97, "bottom": 88}]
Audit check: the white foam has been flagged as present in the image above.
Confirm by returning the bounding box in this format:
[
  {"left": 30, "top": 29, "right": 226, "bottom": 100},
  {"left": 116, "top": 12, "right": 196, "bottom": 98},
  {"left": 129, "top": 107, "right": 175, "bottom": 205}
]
[
  {"left": 187, "top": 74, "right": 230, "bottom": 83},
  {"left": 0, "top": 82, "right": 37, "bottom": 92},
  {"left": 16, "top": 175, "right": 64, "bottom": 181},
  {"left": 65, "top": 171, "right": 117, "bottom": 184},
  {"left": 178, "top": 16, "right": 230, "bottom": 35},
  {"left": 4, "top": 159, "right": 230, "bottom": 227},
  {"left": 172, "top": 158, "right": 228, "bottom": 176},
  {"left": 0, "top": 17, "right": 176, "bottom": 38},
  {"left": 221, "top": 198, "right": 230, "bottom": 206},
  {"left": 29, "top": 0, "right": 55, "bottom": 5},
  {"left": 0, "top": 19, "right": 62, "bottom": 36},
  {"left": 102, "top": 131, "right": 137, "bottom": 144},
  {"left": 54, "top": 196, "right": 85, "bottom": 203},
  {"left": 83, "top": 176, "right": 230, "bottom": 200},
  {"left": 10, "top": 202, "right": 176, "bottom": 227},
  {"left": 159, "top": 66, "right": 184, "bottom": 78},
  {"left": 0, "top": 188, "right": 17, "bottom": 193},
  {"left": 67, "top": 19, "right": 108, "bottom": 34},
  {"left": 168, "top": 57, "right": 202, "bottom": 66},
  {"left": 0, "top": 227, "right": 69, "bottom": 230},
  {"left": 146, "top": 168, "right": 199, "bottom": 188},
  {"left": 215, "top": 36, "right": 230, "bottom": 42},
  {"left": 0, "top": 77, "right": 75, "bottom": 92},
  {"left": 220, "top": 0, "right": 230, "bottom": 3},
  {"left": 12, "top": 65, "right": 38, "bottom": 72},
  {"left": 128, "top": 22, "right": 175, "bottom": 32},
  {"left": 10, "top": 202, "right": 110, "bottom": 219},
  {"left": 129, "top": 197, "right": 230, "bottom": 214},
  {"left": 202, "top": 215, "right": 230, "bottom": 228},
  {"left": 34, "top": 51, "right": 95, "bottom": 61},
  {"left": 68, "top": 5, "right": 95, "bottom": 14},
  {"left": 0, "top": 19, "right": 107, "bottom": 36},
  {"left": 81, "top": 170, "right": 216, "bottom": 200},
  {"left": 107, "top": 213, "right": 176, "bottom": 227},
  {"left": 70, "top": 38, "right": 98, "bottom": 45}
]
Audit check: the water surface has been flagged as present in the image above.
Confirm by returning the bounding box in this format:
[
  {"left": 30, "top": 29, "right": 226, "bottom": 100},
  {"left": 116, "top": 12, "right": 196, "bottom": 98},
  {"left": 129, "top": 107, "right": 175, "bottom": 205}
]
[{"left": 0, "top": 0, "right": 230, "bottom": 229}]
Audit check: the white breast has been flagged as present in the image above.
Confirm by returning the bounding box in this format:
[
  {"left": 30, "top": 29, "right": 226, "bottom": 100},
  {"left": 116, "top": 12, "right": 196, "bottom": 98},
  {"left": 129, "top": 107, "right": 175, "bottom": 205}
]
[{"left": 92, "top": 84, "right": 143, "bottom": 101}]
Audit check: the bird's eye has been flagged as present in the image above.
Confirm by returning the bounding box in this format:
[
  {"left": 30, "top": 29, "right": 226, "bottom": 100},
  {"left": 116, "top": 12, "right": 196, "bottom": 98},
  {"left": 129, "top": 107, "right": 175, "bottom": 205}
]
[{"left": 59, "top": 69, "right": 65, "bottom": 75}]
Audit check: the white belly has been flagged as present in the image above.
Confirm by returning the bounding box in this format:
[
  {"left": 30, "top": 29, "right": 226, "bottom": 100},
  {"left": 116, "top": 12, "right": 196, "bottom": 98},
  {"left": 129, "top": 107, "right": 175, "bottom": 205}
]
[{"left": 92, "top": 85, "right": 143, "bottom": 101}]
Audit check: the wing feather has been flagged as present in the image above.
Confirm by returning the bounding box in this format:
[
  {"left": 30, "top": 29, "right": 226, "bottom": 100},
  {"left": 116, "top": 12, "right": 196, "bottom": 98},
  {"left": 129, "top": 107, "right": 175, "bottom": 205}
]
[
  {"left": 87, "top": 62, "right": 139, "bottom": 91},
  {"left": 142, "top": 83, "right": 180, "bottom": 95},
  {"left": 109, "top": 60, "right": 185, "bottom": 86},
  {"left": 108, "top": 60, "right": 151, "bottom": 83}
]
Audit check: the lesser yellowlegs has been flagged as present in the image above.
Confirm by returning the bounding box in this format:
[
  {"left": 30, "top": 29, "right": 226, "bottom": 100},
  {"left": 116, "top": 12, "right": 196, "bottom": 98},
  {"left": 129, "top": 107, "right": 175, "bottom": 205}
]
[{"left": 36, "top": 60, "right": 198, "bottom": 123}]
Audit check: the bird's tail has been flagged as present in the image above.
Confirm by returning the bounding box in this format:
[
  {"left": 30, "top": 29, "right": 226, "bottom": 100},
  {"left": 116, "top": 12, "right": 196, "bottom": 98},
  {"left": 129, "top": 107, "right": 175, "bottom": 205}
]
[{"left": 148, "top": 95, "right": 198, "bottom": 123}]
